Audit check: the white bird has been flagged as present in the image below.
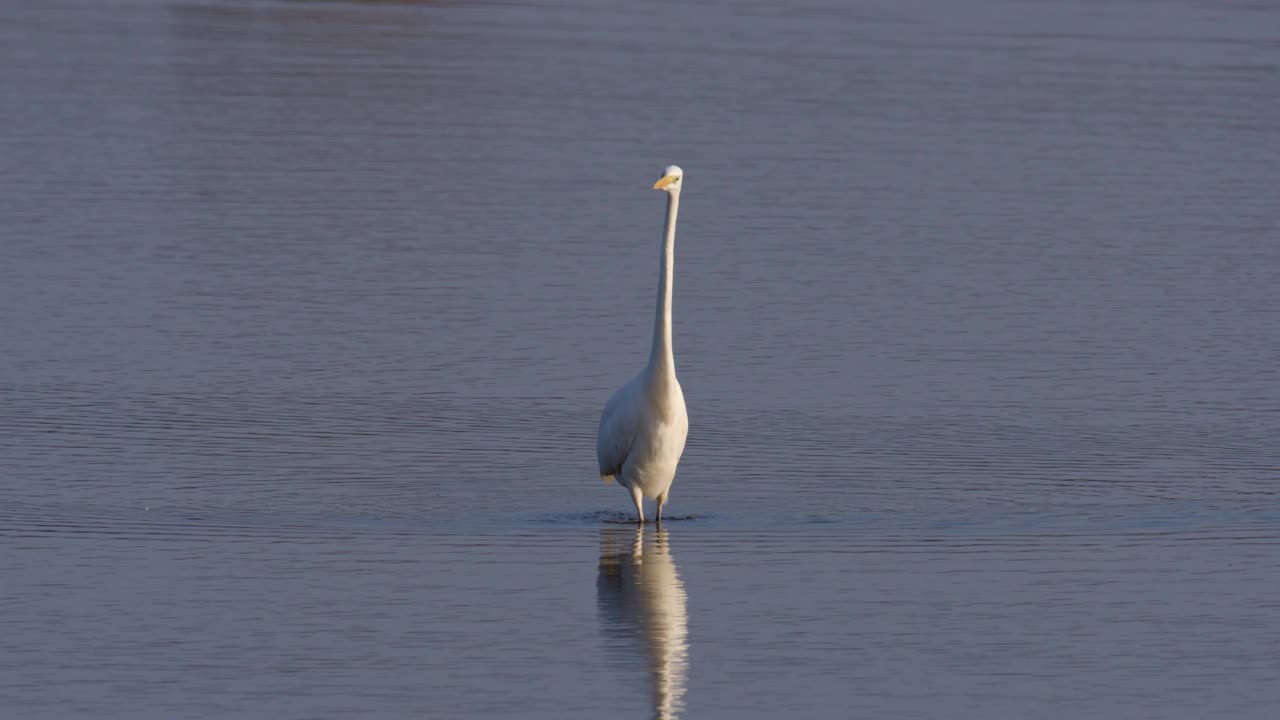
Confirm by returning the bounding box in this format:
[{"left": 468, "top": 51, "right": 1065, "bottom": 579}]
[{"left": 596, "top": 165, "right": 690, "bottom": 524}]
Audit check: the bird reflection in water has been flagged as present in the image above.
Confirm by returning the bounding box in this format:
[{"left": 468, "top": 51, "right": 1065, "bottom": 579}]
[{"left": 597, "top": 526, "right": 690, "bottom": 720}]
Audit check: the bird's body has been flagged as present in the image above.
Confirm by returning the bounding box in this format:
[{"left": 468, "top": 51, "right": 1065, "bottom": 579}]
[
  {"left": 597, "top": 166, "right": 690, "bottom": 524},
  {"left": 597, "top": 367, "right": 688, "bottom": 509}
]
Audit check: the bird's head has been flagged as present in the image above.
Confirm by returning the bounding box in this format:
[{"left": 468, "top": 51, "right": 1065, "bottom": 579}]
[{"left": 653, "top": 165, "right": 684, "bottom": 193}]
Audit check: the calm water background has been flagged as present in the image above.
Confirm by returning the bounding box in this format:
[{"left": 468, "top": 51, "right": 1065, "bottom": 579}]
[{"left": 3, "top": 0, "right": 1279, "bottom": 717}]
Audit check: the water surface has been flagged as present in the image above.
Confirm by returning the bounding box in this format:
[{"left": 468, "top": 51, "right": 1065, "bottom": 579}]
[{"left": 2, "top": 0, "right": 1279, "bottom": 718}]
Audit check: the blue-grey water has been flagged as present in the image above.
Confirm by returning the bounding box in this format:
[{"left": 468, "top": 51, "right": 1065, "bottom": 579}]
[{"left": 3, "top": 0, "right": 1279, "bottom": 718}]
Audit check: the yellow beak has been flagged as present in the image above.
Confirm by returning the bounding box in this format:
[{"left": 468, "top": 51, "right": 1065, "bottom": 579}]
[{"left": 653, "top": 174, "right": 679, "bottom": 190}]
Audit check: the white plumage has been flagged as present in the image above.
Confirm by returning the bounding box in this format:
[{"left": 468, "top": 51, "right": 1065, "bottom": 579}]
[{"left": 596, "top": 165, "right": 690, "bottom": 524}]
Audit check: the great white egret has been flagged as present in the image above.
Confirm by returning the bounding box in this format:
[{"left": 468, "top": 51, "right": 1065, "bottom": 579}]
[{"left": 596, "top": 165, "right": 690, "bottom": 524}]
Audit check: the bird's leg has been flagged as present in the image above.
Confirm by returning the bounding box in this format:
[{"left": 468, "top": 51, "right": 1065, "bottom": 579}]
[
  {"left": 656, "top": 491, "right": 668, "bottom": 526},
  {"left": 630, "top": 486, "right": 645, "bottom": 524}
]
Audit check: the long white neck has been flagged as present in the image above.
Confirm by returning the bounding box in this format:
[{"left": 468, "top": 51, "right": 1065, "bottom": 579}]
[{"left": 646, "top": 189, "right": 680, "bottom": 382}]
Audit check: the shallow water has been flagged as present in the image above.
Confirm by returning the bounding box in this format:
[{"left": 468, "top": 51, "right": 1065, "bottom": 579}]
[{"left": 3, "top": 0, "right": 1279, "bottom": 718}]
